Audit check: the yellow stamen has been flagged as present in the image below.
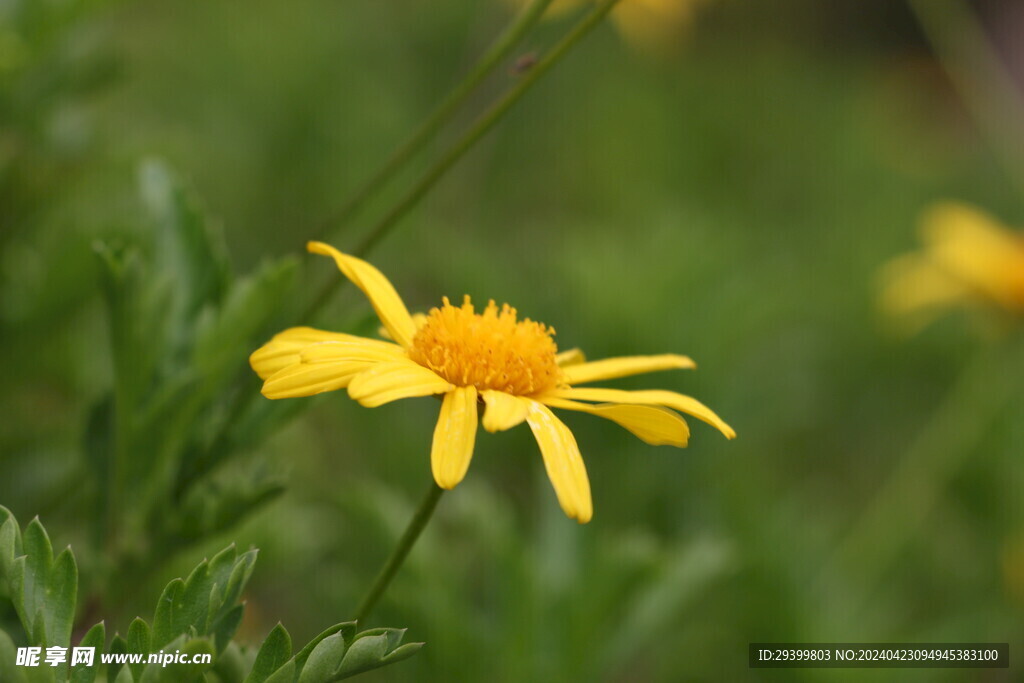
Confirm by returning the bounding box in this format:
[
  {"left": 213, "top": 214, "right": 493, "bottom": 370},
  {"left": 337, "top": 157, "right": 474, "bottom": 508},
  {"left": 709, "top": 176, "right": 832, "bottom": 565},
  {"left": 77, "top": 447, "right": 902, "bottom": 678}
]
[{"left": 410, "top": 296, "right": 561, "bottom": 395}]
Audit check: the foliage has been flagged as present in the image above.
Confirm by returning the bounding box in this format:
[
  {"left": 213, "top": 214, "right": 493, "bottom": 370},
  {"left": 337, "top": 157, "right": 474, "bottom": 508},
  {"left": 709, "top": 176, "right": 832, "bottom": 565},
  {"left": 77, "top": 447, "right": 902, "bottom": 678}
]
[{"left": 0, "top": 508, "right": 421, "bottom": 682}]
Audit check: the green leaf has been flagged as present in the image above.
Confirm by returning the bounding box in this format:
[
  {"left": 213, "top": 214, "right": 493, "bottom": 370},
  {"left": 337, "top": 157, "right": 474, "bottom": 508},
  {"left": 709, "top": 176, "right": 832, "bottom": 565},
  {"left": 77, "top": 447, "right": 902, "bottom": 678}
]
[
  {"left": 0, "top": 506, "right": 23, "bottom": 590},
  {"left": 107, "top": 634, "right": 129, "bottom": 682},
  {"left": 220, "top": 550, "right": 257, "bottom": 615},
  {"left": 212, "top": 641, "right": 248, "bottom": 683},
  {"left": 261, "top": 661, "right": 295, "bottom": 683},
  {"left": 139, "top": 158, "right": 230, "bottom": 319},
  {"left": 21, "top": 517, "right": 54, "bottom": 639},
  {"left": 177, "top": 475, "right": 285, "bottom": 544},
  {"left": 46, "top": 546, "right": 78, "bottom": 678},
  {"left": 210, "top": 604, "right": 244, "bottom": 655},
  {"left": 48, "top": 548, "right": 77, "bottom": 642},
  {"left": 126, "top": 617, "right": 151, "bottom": 680},
  {"left": 138, "top": 635, "right": 215, "bottom": 683},
  {"left": 244, "top": 624, "right": 291, "bottom": 683},
  {"left": 113, "top": 665, "right": 135, "bottom": 683},
  {"left": 296, "top": 633, "right": 348, "bottom": 683},
  {"left": 150, "top": 578, "right": 185, "bottom": 650},
  {"left": 0, "top": 628, "right": 27, "bottom": 683},
  {"left": 292, "top": 622, "right": 355, "bottom": 676},
  {"left": 334, "top": 629, "right": 422, "bottom": 680},
  {"left": 191, "top": 256, "right": 298, "bottom": 383},
  {"left": 71, "top": 621, "right": 106, "bottom": 683}
]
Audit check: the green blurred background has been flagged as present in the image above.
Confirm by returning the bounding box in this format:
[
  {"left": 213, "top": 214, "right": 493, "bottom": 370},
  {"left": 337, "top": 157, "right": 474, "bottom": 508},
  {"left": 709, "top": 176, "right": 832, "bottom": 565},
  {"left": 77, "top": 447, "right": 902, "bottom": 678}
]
[{"left": 2, "top": 0, "right": 1023, "bottom": 680}]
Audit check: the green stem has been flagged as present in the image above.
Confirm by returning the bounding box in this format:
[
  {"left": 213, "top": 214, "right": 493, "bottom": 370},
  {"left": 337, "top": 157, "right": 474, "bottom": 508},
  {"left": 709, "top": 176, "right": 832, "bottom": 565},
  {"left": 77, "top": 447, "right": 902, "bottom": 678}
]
[
  {"left": 301, "top": 0, "right": 622, "bottom": 322},
  {"left": 354, "top": 482, "right": 445, "bottom": 624},
  {"left": 317, "top": 0, "right": 556, "bottom": 238}
]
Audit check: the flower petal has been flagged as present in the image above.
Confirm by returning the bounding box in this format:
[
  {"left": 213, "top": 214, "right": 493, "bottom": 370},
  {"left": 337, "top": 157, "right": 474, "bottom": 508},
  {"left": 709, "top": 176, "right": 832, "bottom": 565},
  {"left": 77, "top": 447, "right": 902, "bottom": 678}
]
[
  {"left": 300, "top": 339, "right": 406, "bottom": 365},
  {"left": 262, "top": 361, "right": 369, "bottom": 399},
  {"left": 525, "top": 401, "right": 592, "bottom": 524},
  {"left": 544, "top": 387, "right": 735, "bottom": 439},
  {"left": 481, "top": 390, "right": 530, "bottom": 432},
  {"left": 431, "top": 386, "right": 478, "bottom": 489},
  {"left": 378, "top": 312, "right": 429, "bottom": 341},
  {"left": 250, "top": 326, "right": 391, "bottom": 379},
  {"left": 347, "top": 360, "right": 453, "bottom": 408},
  {"left": 920, "top": 202, "right": 1024, "bottom": 308},
  {"left": 307, "top": 241, "right": 417, "bottom": 349},
  {"left": 555, "top": 348, "right": 586, "bottom": 366},
  {"left": 542, "top": 397, "right": 690, "bottom": 447},
  {"left": 562, "top": 354, "right": 695, "bottom": 385}
]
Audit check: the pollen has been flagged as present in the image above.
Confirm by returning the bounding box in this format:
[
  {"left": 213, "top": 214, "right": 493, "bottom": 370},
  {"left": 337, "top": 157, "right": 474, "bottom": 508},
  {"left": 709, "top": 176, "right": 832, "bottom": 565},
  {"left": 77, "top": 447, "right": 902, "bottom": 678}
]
[{"left": 410, "top": 296, "right": 562, "bottom": 395}]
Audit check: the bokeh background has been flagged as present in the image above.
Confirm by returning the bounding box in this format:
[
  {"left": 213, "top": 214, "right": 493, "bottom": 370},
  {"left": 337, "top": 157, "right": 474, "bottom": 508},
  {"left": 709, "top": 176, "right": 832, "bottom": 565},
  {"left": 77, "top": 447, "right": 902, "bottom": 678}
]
[{"left": 2, "top": 0, "right": 1023, "bottom": 680}]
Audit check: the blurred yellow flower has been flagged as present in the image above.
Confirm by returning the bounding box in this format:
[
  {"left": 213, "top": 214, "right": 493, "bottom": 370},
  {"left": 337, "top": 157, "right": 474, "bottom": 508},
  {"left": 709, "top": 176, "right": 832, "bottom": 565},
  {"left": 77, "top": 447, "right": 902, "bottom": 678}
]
[
  {"left": 880, "top": 202, "right": 1024, "bottom": 328},
  {"left": 510, "top": 0, "right": 705, "bottom": 53},
  {"left": 251, "top": 242, "right": 735, "bottom": 523}
]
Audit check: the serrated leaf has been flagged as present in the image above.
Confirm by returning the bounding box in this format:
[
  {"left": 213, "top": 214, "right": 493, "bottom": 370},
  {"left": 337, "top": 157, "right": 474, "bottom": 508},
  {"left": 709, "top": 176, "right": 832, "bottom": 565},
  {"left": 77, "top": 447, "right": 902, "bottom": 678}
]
[
  {"left": 71, "top": 621, "right": 106, "bottom": 683},
  {"left": 244, "top": 623, "right": 291, "bottom": 683},
  {"left": 296, "top": 633, "right": 348, "bottom": 683}
]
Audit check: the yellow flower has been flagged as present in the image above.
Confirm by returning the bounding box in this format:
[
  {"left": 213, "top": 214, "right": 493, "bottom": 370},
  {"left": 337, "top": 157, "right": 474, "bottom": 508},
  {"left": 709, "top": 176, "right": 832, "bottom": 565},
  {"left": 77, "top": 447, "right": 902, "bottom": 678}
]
[
  {"left": 251, "top": 242, "right": 735, "bottom": 523},
  {"left": 880, "top": 202, "right": 1024, "bottom": 327},
  {"left": 510, "top": 0, "right": 705, "bottom": 53}
]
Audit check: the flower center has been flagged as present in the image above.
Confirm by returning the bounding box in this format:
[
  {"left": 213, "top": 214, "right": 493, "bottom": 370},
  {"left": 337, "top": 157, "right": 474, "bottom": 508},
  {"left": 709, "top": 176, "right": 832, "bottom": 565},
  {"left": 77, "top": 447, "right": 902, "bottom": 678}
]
[{"left": 409, "top": 296, "right": 561, "bottom": 395}]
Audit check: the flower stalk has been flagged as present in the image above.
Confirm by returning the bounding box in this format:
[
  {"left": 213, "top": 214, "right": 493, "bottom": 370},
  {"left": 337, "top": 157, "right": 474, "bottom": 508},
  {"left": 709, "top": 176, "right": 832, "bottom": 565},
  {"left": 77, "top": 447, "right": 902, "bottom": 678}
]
[
  {"left": 301, "top": 0, "right": 623, "bottom": 322},
  {"left": 317, "top": 0, "right": 557, "bottom": 238},
  {"left": 354, "top": 482, "right": 446, "bottom": 623}
]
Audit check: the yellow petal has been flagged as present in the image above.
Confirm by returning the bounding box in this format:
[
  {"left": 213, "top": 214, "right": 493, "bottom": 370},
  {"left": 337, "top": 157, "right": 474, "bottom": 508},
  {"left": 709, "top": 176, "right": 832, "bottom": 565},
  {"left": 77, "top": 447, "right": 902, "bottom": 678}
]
[
  {"left": 300, "top": 339, "right": 406, "bottom": 365},
  {"left": 347, "top": 360, "right": 453, "bottom": 408},
  {"left": 562, "top": 354, "right": 695, "bottom": 385},
  {"left": 555, "top": 348, "right": 586, "bottom": 366},
  {"left": 481, "top": 390, "right": 530, "bottom": 432},
  {"left": 307, "top": 242, "right": 417, "bottom": 349},
  {"left": 431, "top": 386, "right": 478, "bottom": 489},
  {"left": 921, "top": 202, "right": 1024, "bottom": 308},
  {"left": 879, "top": 254, "right": 971, "bottom": 316},
  {"left": 525, "top": 401, "right": 592, "bottom": 524},
  {"left": 612, "top": 0, "right": 697, "bottom": 53},
  {"left": 262, "top": 361, "right": 369, "bottom": 399},
  {"left": 250, "top": 326, "right": 389, "bottom": 379},
  {"left": 545, "top": 387, "right": 736, "bottom": 440},
  {"left": 542, "top": 397, "right": 690, "bottom": 447},
  {"left": 377, "top": 312, "right": 429, "bottom": 341}
]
